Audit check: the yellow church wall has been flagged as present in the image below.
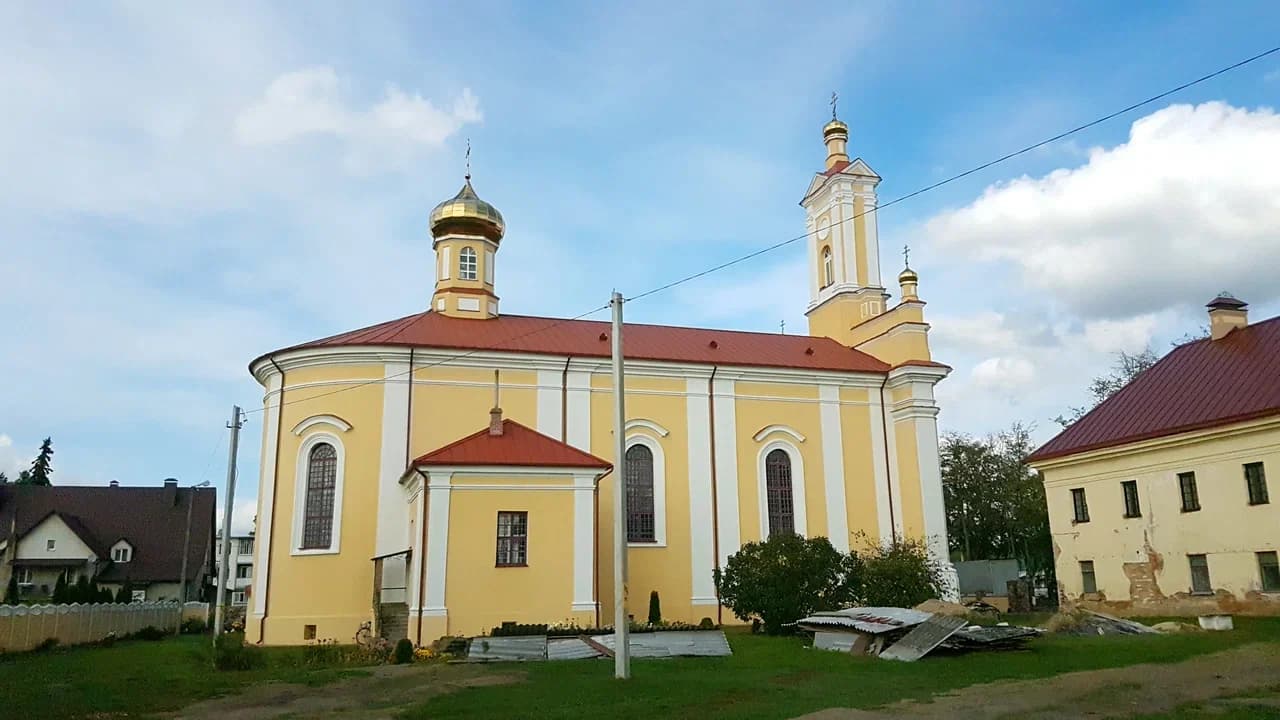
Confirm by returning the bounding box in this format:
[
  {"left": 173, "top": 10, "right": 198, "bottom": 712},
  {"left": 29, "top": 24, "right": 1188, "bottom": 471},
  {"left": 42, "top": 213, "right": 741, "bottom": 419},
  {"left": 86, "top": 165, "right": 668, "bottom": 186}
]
[
  {"left": 807, "top": 294, "right": 862, "bottom": 344},
  {"left": 734, "top": 392, "right": 827, "bottom": 544},
  {"left": 407, "top": 366, "right": 538, "bottom": 452},
  {"left": 893, "top": 419, "right": 925, "bottom": 540},
  {"left": 839, "top": 387, "right": 881, "bottom": 546},
  {"left": 255, "top": 363, "right": 387, "bottom": 645}
]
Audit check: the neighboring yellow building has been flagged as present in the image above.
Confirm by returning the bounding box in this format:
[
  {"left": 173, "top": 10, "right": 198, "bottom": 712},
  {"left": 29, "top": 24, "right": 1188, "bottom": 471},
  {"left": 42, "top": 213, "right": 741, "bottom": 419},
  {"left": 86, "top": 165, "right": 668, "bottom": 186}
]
[
  {"left": 1029, "top": 295, "right": 1280, "bottom": 616},
  {"left": 245, "top": 116, "right": 957, "bottom": 646}
]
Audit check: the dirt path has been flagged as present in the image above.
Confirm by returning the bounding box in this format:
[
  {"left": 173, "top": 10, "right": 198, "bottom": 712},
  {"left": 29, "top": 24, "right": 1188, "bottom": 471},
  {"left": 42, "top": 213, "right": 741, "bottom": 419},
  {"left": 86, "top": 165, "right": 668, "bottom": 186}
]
[
  {"left": 162, "top": 663, "right": 520, "bottom": 720},
  {"left": 796, "top": 643, "right": 1280, "bottom": 720}
]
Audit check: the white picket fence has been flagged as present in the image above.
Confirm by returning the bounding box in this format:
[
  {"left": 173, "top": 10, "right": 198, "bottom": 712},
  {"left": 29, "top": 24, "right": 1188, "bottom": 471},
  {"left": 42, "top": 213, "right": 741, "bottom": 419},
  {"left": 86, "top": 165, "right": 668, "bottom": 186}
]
[{"left": 0, "top": 602, "right": 181, "bottom": 652}]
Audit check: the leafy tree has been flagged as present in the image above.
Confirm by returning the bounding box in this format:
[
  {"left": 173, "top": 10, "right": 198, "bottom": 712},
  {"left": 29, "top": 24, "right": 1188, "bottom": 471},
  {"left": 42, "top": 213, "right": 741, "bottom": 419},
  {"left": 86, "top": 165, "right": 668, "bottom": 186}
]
[
  {"left": 4, "top": 574, "right": 18, "bottom": 604},
  {"left": 647, "top": 591, "right": 662, "bottom": 624},
  {"left": 1054, "top": 349, "right": 1158, "bottom": 428},
  {"left": 854, "top": 534, "right": 945, "bottom": 607},
  {"left": 941, "top": 424, "right": 1053, "bottom": 583},
  {"left": 115, "top": 580, "right": 134, "bottom": 603},
  {"left": 72, "top": 576, "right": 92, "bottom": 604},
  {"left": 715, "top": 534, "right": 859, "bottom": 634},
  {"left": 96, "top": 586, "right": 113, "bottom": 604},
  {"left": 52, "top": 573, "right": 69, "bottom": 604},
  {"left": 0, "top": 471, "right": 7, "bottom": 484}
]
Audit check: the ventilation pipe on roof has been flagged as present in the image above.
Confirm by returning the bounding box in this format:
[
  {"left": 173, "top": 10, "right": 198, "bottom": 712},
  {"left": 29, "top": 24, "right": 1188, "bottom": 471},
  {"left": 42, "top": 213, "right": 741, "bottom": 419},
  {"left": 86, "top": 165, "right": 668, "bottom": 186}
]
[
  {"left": 1207, "top": 293, "right": 1248, "bottom": 340},
  {"left": 109, "top": 480, "right": 119, "bottom": 488}
]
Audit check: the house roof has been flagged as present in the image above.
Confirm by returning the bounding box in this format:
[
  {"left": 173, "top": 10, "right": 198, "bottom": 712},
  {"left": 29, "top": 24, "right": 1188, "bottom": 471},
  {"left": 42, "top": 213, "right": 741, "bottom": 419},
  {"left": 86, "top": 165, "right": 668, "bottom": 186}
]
[
  {"left": 412, "top": 418, "right": 612, "bottom": 470},
  {"left": 1028, "top": 315, "right": 1280, "bottom": 463},
  {"left": 255, "top": 311, "right": 891, "bottom": 376},
  {"left": 0, "top": 484, "right": 216, "bottom": 584}
]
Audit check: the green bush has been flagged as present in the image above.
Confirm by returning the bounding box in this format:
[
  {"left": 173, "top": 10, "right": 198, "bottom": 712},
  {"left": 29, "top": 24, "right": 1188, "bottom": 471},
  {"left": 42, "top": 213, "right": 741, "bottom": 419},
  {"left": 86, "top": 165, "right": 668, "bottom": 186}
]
[
  {"left": 133, "top": 626, "right": 167, "bottom": 641},
  {"left": 33, "top": 637, "right": 59, "bottom": 653},
  {"left": 489, "top": 623, "right": 548, "bottom": 637},
  {"left": 854, "top": 533, "right": 944, "bottom": 608},
  {"left": 214, "top": 634, "right": 263, "bottom": 671},
  {"left": 698, "top": 617, "right": 716, "bottom": 630},
  {"left": 647, "top": 591, "right": 662, "bottom": 625},
  {"left": 715, "top": 534, "right": 858, "bottom": 634},
  {"left": 394, "top": 638, "right": 414, "bottom": 664},
  {"left": 180, "top": 618, "right": 208, "bottom": 635}
]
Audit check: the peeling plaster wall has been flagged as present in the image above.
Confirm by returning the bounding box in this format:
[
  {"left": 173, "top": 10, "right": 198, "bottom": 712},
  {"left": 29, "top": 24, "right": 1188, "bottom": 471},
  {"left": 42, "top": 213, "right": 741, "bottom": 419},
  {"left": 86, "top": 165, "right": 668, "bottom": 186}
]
[{"left": 1037, "top": 417, "right": 1280, "bottom": 617}]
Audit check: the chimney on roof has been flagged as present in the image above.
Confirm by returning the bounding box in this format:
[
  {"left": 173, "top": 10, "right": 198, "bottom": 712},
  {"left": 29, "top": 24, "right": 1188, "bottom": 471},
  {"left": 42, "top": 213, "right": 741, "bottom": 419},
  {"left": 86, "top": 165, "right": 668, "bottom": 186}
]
[
  {"left": 1207, "top": 292, "right": 1248, "bottom": 340},
  {"left": 489, "top": 369, "right": 504, "bottom": 436},
  {"left": 163, "top": 477, "right": 178, "bottom": 506},
  {"left": 109, "top": 480, "right": 119, "bottom": 488}
]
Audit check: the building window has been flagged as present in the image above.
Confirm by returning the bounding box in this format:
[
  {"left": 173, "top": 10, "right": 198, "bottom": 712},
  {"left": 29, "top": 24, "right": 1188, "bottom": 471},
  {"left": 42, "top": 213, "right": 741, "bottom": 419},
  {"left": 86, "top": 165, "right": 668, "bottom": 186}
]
[
  {"left": 1259, "top": 552, "right": 1280, "bottom": 592},
  {"left": 301, "top": 443, "right": 338, "bottom": 550},
  {"left": 496, "top": 511, "right": 528, "bottom": 567},
  {"left": 240, "top": 539, "right": 254, "bottom": 555},
  {"left": 1071, "top": 488, "right": 1089, "bottom": 523},
  {"left": 1245, "top": 462, "right": 1269, "bottom": 505},
  {"left": 130, "top": 589, "right": 146, "bottom": 603},
  {"left": 1121, "top": 480, "right": 1141, "bottom": 518},
  {"left": 625, "top": 445, "right": 656, "bottom": 543},
  {"left": 1189, "top": 554, "right": 1212, "bottom": 594},
  {"left": 1080, "top": 560, "right": 1097, "bottom": 594},
  {"left": 764, "top": 449, "right": 795, "bottom": 537},
  {"left": 232, "top": 591, "right": 247, "bottom": 604},
  {"left": 15, "top": 567, "right": 33, "bottom": 584},
  {"left": 459, "top": 247, "right": 478, "bottom": 280},
  {"left": 235, "top": 564, "right": 252, "bottom": 579},
  {"left": 821, "top": 246, "right": 834, "bottom": 288},
  {"left": 112, "top": 546, "right": 131, "bottom": 562},
  {"left": 46, "top": 539, "right": 56, "bottom": 551},
  {"left": 303, "top": 624, "right": 317, "bottom": 640},
  {"left": 1178, "top": 472, "right": 1200, "bottom": 512}
]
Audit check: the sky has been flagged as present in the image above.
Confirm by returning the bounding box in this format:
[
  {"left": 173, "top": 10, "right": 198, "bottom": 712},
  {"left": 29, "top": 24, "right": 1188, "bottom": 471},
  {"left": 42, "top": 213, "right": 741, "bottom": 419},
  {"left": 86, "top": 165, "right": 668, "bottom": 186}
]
[{"left": 3, "top": 1, "right": 1279, "bottom": 533}]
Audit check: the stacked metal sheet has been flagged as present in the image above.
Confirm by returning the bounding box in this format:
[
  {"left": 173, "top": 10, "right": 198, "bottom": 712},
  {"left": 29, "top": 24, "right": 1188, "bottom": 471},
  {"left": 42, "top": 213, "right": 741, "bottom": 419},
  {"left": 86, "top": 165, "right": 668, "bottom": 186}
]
[{"left": 465, "top": 635, "right": 547, "bottom": 662}]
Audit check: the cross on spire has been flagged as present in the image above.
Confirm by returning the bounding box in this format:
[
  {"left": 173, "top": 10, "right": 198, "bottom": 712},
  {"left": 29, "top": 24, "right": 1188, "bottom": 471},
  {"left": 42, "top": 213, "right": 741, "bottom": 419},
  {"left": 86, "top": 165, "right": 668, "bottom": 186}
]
[
  {"left": 903, "top": 244, "right": 911, "bottom": 268},
  {"left": 465, "top": 138, "right": 472, "bottom": 180},
  {"left": 830, "top": 91, "right": 839, "bottom": 121}
]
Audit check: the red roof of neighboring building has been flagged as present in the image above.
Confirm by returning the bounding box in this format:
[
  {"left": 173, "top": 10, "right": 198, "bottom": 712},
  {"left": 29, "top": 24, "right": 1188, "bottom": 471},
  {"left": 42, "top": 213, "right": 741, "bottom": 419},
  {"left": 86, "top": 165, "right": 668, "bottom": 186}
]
[
  {"left": 1028, "top": 315, "right": 1280, "bottom": 463},
  {"left": 412, "top": 418, "right": 612, "bottom": 469},
  {"left": 259, "top": 311, "right": 891, "bottom": 375}
]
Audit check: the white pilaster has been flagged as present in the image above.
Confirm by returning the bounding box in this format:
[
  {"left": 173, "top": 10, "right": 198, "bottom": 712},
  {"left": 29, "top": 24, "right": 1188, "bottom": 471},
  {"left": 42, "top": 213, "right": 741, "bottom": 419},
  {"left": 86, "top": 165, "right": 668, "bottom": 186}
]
[
  {"left": 886, "top": 410, "right": 904, "bottom": 538},
  {"left": 863, "top": 194, "right": 881, "bottom": 288},
  {"left": 868, "top": 390, "right": 893, "bottom": 546},
  {"left": 712, "top": 377, "right": 740, "bottom": 567},
  {"left": 566, "top": 369, "right": 591, "bottom": 451},
  {"left": 377, "top": 362, "right": 411, "bottom": 558},
  {"left": 252, "top": 373, "right": 282, "bottom": 618},
  {"left": 832, "top": 200, "right": 848, "bottom": 286},
  {"left": 685, "top": 377, "right": 718, "bottom": 605},
  {"left": 536, "top": 369, "right": 563, "bottom": 439},
  {"left": 819, "top": 385, "right": 850, "bottom": 553},
  {"left": 572, "top": 473, "right": 598, "bottom": 612},
  {"left": 423, "top": 473, "right": 452, "bottom": 615},
  {"left": 407, "top": 480, "right": 426, "bottom": 612}
]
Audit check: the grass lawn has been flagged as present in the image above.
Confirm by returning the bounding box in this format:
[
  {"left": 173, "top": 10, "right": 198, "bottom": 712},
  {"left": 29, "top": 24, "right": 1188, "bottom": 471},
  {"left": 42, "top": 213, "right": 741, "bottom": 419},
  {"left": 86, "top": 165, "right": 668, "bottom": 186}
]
[
  {"left": 408, "top": 617, "right": 1280, "bottom": 720},
  {"left": 0, "top": 633, "right": 372, "bottom": 720}
]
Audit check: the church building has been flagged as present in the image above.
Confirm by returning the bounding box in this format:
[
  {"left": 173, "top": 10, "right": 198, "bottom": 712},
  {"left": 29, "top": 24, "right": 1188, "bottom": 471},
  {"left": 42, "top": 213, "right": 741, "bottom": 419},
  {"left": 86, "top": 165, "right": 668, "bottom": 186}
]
[{"left": 245, "top": 115, "right": 954, "bottom": 646}]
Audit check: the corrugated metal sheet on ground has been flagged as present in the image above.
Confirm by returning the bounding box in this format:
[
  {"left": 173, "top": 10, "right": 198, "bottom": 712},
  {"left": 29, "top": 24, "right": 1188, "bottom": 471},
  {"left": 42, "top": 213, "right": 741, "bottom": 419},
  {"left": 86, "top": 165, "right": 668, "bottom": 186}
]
[
  {"left": 547, "top": 637, "right": 604, "bottom": 661},
  {"left": 466, "top": 635, "right": 547, "bottom": 662},
  {"left": 879, "top": 615, "right": 968, "bottom": 661},
  {"left": 590, "top": 630, "right": 731, "bottom": 658},
  {"left": 797, "top": 607, "right": 931, "bottom": 635},
  {"left": 813, "top": 631, "right": 859, "bottom": 653}
]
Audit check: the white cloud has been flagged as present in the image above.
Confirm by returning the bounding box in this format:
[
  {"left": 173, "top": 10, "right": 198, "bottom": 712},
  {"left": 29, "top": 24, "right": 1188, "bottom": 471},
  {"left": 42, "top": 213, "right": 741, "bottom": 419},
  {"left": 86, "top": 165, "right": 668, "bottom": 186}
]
[
  {"left": 217, "top": 497, "right": 259, "bottom": 537},
  {"left": 970, "top": 356, "right": 1036, "bottom": 391},
  {"left": 235, "top": 66, "right": 481, "bottom": 155},
  {"left": 1081, "top": 314, "right": 1159, "bottom": 354},
  {"left": 0, "top": 434, "right": 22, "bottom": 477},
  {"left": 927, "top": 102, "right": 1280, "bottom": 318}
]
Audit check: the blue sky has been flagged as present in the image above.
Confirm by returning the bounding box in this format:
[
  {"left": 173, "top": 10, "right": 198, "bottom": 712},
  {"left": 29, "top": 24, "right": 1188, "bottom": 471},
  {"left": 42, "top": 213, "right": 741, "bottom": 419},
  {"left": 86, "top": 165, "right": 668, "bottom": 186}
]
[{"left": 3, "top": 1, "right": 1279, "bottom": 531}]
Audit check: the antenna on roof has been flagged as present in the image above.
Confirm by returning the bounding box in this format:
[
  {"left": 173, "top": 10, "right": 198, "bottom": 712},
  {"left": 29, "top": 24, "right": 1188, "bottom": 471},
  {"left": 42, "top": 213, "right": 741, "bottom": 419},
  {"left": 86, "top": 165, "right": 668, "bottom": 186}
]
[{"left": 780, "top": 320, "right": 786, "bottom": 334}]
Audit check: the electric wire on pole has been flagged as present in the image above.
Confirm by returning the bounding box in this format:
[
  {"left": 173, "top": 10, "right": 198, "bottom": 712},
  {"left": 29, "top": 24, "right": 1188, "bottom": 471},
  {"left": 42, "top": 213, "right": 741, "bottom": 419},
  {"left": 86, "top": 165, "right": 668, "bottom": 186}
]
[{"left": 213, "top": 405, "right": 245, "bottom": 643}]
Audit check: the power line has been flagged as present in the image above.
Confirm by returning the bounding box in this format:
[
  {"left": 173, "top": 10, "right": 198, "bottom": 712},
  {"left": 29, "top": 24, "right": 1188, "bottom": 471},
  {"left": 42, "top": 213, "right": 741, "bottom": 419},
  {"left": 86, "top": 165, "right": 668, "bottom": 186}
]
[{"left": 237, "top": 45, "right": 1278, "bottom": 415}]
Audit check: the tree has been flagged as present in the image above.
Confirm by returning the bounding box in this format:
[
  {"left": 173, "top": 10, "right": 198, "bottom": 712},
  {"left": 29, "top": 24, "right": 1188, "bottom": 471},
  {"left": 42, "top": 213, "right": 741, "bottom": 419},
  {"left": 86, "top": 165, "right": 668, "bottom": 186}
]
[
  {"left": 4, "top": 574, "right": 18, "bottom": 604},
  {"left": 715, "top": 534, "right": 859, "bottom": 634},
  {"left": 941, "top": 424, "right": 1054, "bottom": 583},
  {"left": 0, "top": 471, "right": 7, "bottom": 484},
  {"left": 115, "top": 580, "right": 134, "bottom": 603},
  {"left": 1054, "top": 350, "right": 1158, "bottom": 428},
  {"left": 854, "top": 534, "right": 945, "bottom": 608},
  {"left": 72, "top": 575, "right": 92, "bottom": 604},
  {"left": 52, "top": 572, "right": 69, "bottom": 604},
  {"left": 647, "top": 590, "right": 662, "bottom": 625}
]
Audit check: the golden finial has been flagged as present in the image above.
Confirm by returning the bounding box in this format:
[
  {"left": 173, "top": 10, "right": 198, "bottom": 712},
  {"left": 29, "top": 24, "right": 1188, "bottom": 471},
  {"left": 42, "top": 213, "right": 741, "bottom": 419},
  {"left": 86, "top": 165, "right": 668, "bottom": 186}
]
[{"left": 830, "top": 91, "right": 838, "bottom": 121}]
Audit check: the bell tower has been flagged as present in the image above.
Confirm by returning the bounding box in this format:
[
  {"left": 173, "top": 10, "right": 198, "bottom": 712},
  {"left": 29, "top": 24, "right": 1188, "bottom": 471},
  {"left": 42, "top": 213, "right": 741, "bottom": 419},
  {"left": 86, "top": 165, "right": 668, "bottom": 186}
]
[
  {"left": 429, "top": 174, "right": 504, "bottom": 319},
  {"left": 801, "top": 101, "right": 889, "bottom": 343}
]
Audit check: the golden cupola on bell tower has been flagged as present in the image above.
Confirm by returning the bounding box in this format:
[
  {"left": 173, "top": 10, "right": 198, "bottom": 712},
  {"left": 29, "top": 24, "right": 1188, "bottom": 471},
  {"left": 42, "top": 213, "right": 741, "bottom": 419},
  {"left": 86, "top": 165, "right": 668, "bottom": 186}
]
[{"left": 429, "top": 173, "right": 504, "bottom": 319}]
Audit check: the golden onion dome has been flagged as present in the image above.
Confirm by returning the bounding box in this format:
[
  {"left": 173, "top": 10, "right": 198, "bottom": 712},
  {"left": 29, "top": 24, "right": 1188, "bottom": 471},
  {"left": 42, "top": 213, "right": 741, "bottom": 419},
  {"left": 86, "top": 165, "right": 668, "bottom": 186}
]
[
  {"left": 822, "top": 118, "right": 849, "bottom": 138},
  {"left": 898, "top": 266, "right": 919, "bottom": 283},
  {"left": 429, "top": 177, "right": 505, "bottom": 241}
]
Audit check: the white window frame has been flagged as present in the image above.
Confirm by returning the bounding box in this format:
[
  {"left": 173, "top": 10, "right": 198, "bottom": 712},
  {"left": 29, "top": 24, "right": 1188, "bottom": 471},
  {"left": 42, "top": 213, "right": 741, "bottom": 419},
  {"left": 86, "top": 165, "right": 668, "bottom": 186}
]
[
  {"left": 458, "top": 247, "right": 478, "bottom": 280},
  {"left": 756, "top": 439, "right": 807, "bottom": 540},
  {"left": 484, "top": 249, "right": 495, "bottom": 284},
  {"left": 112, "top": 545, "right": 131, "bottom": 563},
  {"left": 15, "top": 567, "right": 33, "bottom": 584},
  {"left": 232, "top": 590, "right": 247, "bottom": 604},
  {"left": 291, "top": 431, "right": 346, "bottom": 556},
  {"left": 235, "top": 564, "right": 252, "bottom": 579},
  {"left": 821, "top": 246, "right": 834, "bottom": 288},
  {"left": 440, "top": 246, "right": 451, "bottom": 280},
  {"left": 625, "top": 433, "right": 667, "bottom": 547},
  {"left": 46, "top": 539, "right": 56, "bottom": 551}
]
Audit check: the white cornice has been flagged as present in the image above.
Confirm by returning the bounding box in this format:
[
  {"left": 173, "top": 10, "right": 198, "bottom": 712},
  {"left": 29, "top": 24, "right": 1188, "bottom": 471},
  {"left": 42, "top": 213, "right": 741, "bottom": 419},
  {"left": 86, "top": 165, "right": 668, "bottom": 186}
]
[
  {"left": 623, "top": 419, "right": 670, "bottom": 437},
  {"left": 751, "top": 424, "right": 807, "bottom": 443},
  {"left": 291, "top": 414, "right": 352, "bottom": 436},
  {"left": 887, "top": 364, "right": 950, "bottom": 385}
]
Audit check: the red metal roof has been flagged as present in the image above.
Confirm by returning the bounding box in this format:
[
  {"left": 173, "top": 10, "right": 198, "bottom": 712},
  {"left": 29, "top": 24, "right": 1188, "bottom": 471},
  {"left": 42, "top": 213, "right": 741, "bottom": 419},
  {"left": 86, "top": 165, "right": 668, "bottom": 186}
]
[
  {"left": 412, "top": 419, "right": 611, "bottom": 469},
  {"left": 262, "top": 311, "right": 891, "bottom": 375},
  {"left": 1028, "top": 315, "right": 1280, "bottom": 463},
  {"left": 822, "top": 159, "right": 852, "bottom": 177}
]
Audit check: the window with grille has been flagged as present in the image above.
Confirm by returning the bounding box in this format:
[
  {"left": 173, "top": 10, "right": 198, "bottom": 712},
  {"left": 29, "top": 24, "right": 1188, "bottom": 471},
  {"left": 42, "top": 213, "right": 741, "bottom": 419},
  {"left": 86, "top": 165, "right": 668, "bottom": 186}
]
[
  {"left": 1178, "top": 472, "right": 1200, "bottom": 512},
  {"left": 625, "top": 444, "right": 656, "bottom": 543},
  {"left": 1071, "top": 488, "right": 1089, "bottom": 523},
  {"left": 459, "top": 247, "right": 478, "bottom": 280},
  {"left": 1080, "top": 560, "right": 1097, "bottom": 594},
  {"left": 1189, "top": 554, "right": 1212, "bottom": 594},
  {"left": 496, "top": 511, "right": 528, "bottom": 567},
  {"left": 1258, "top": 552, "right": 1280, "bottom": 592},
  {"left": 765, "top": 449, "right": 795, "bottom": 537},
  {"left": 1121, "top": 480, "right": 1141, "bottom": 518},
  {"left": 1245, "top": 462, "right": 1269, "bottom": 505},
  {"left": 301, "top": 443, "right": 338, "bottom": 550}
]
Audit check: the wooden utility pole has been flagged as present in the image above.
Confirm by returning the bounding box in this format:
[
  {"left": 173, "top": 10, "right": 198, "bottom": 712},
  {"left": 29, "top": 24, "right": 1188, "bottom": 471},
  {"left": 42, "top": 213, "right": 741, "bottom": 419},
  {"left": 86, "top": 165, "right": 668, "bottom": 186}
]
[
  {"left": 213, "top": 405, "right": 243, "bottom": 642},
  {"left": 610, "top": 291, "right": 631, "bottom": 679}
]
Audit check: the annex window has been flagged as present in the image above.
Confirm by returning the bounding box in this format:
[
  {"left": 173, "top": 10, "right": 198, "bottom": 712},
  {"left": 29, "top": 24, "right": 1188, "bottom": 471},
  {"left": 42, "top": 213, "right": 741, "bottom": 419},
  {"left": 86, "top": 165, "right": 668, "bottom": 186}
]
[
  {"left": 625, "top": 444, "right": 656, "bottom": 543},
  {"left": 458, "top": 247, "right": 478, "bottom": 281},
  {"left": 1189, "top": 554, "right": 1212, "bottom": 594},
  {"left": 301, "top": 443, "right": 338, "bottom": 550},
  {"left": 46, "top": 539, "right": 56, "bottom": 551},
  {"left": 235, "top": 564, "right": 252, "bottom": 579},
  {"left": 1178, "top": 472, "right": 1200, "bottom": 512},
  {"left": 765, "top": 448, "right": 795, "bottom": 537},
  {"left": 1121, "top": 480, "right": 1141, "bottom": 518},
  {"left": 821, "top": 246, "right": 834, "bottom": 288},
  {"left": 232, "top": 591, "right": 247, "bottom": 604},
  {"left": 496, "top": 511, "right": 528, "bottom": 567},
  {"left": 1259, "top": 552, "right": 1280, "bottom": 592},
  {"left": 1080, "top": 560, "right": 1097, "bottom": 594},
  {"left": 1071, "top": 488, "right": 1089, "bottom": 523},
  {"left": 112, "top": 546, "right": 131, "bottom": 563},
  {"left": 1245, "top": 462, "right": 1269, "bottom": 505}
]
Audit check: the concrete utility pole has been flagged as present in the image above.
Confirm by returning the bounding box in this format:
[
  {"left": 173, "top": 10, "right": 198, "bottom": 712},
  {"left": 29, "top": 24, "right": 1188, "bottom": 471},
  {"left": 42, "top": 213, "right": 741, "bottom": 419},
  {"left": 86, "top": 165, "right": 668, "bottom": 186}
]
[
  {"left": 610, "top": 291, "right": 631, "bottom": 679},
  {"left": 176, "top": 479, "right": 210, "bottom": 635},
  {"left": 214, "top": 405, "right": 244, "bottom": 641}
]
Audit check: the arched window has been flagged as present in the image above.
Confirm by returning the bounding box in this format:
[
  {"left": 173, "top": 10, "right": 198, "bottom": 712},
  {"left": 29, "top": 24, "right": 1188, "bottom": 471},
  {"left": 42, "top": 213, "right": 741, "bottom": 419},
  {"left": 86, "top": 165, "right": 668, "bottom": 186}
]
[
  {"left": 765, "top": 448, "right": 794, "bottom": 537},
  {"left": 625, "top": 444, "right": 655, "bottom": 543},
  {"left": 302, "top": 443, "right": 338, "bottom": 549},
  {"left": 821, "top": 246, "right": 834, "bottom": 288},
  {"left": 458, "top": 247, "right": 478, "bottom": 280}
]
